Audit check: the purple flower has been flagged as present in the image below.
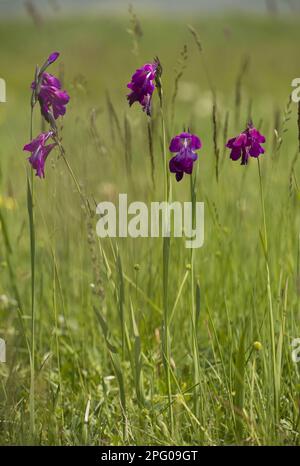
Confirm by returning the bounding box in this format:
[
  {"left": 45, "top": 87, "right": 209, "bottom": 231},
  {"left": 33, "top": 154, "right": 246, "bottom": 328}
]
[
  {"left": 23, "top": 132, "right": 57, "bottom": 178},
  {"left": 127, "top": 62, "right": 157, "bottom": 116},
  {"left": 32, "top": 72, "right": 70, "bottom": 122},
  {"left": 226, "top": 123, "right": 266, "bottom": 165},
  {"left": 169, "top": 132, "right": 202, "bottom": 182}
]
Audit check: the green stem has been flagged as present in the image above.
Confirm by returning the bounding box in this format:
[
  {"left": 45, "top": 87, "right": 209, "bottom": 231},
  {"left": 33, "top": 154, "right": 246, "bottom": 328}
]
[
  {"left": 28, "top": 105, "right": 36, "bottom": 442},
  {"left": 258, "top": 159, "right": 268, "bottom": 252},
  {"left": 160, "top": 88, "right": 174, "bottom": 435},
  {"left": 190, "top": 174, "right": 200, "bottom": 419},
  {"left": 257, "top": 159, "right": 278, "bottom": 430}
]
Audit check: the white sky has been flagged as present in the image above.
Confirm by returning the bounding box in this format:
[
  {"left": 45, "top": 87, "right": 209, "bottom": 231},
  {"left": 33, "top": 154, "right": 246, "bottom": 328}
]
[{"left": 0, "top": 0, "right": 297, "bottom": 15}]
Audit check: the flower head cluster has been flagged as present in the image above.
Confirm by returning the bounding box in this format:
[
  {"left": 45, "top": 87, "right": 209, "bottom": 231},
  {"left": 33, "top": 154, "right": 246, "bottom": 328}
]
[
  {"left": 24, "top": 52, "right": 69, "bottom": 178},
  {"left": 32, "top": 72, "right": 70, "bottom": 122},
  {"left": 31, "top": 52, "right": 70, "bottom": 124},
  {"left": 23, "top": 132, "right": 57, "bottom": 178},
  {"left": 169, "top": 132, "right": 202, "bottom": 182},
  {"left": 127, "top": 62, "right": 157, "bottom": 116},
  {"left": 226, "top": 123, "right": 266, "bottom": 165}
]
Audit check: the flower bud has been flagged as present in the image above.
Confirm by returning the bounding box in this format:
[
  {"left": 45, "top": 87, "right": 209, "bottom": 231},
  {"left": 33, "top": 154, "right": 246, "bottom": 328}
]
[{"left": 253, "top": 341, "right": 263, "bottom": 351}]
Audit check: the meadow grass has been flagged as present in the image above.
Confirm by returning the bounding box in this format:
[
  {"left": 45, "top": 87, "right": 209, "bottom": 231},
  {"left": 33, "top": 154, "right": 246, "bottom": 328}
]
[{"left": 0, "top": 12, "right": 300, "bottom": 445}]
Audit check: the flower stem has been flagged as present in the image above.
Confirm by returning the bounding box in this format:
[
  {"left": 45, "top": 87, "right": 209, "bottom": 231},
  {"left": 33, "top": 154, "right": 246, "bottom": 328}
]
[
  {"left": 258, "top": 159, "right": 268, "bottom": 252},
  {"left": 159, "top": 86, "right": 174, "bottom": 435},
  {"left": 28, "top": 105, "right": 36, "bottom": 443},
  {"left": 257, "top": 159, "right": 279, "bottom": 431},
  {"left": 190, "top": 173, "right": 201, "bottom": 420}
]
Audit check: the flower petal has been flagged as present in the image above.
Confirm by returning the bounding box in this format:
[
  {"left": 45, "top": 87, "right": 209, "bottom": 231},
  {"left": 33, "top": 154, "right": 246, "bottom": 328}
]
[
  {"left": 230, "top": 146, "right": 242, "bottom": 161},
  {"left": 249, "top": 127, "right": 266, "bottom": 143},
  {"left": 233, "top": 133, "right": 247, "bottom": 147},
  {"left": 169, "top": 136, "right": 182, "bottom": 153},
  {"left": 249, "top": 141, "right": 265, "bottom": 157}
]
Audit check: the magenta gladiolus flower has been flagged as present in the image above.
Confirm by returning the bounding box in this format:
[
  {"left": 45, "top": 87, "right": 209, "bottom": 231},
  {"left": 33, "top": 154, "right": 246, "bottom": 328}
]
[
  {"left": 127, "top": 62, "right": 157, "bottom": 116},
  {"left": 169, "top": 132, "right": 202, "bottom": 182},
  {"left": 32, "top": 72, "right": 70, "bottom": 122},
  {"left": 226, "top": 123, "right": 266, "bottom": 165},
  {"left": 23, "top": 132, "right": 57, "bottom": 178}
]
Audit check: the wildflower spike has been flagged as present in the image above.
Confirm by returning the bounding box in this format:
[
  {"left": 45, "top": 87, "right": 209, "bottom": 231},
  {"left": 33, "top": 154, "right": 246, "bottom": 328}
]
[
  {"left": 127, "top": 61, "right": 157, "bottom": 116},
  {"left": 32, "top": 72, "right": 70, "bottom": 122}
]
